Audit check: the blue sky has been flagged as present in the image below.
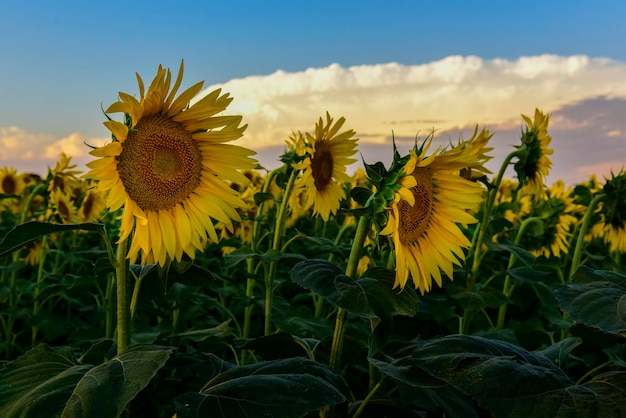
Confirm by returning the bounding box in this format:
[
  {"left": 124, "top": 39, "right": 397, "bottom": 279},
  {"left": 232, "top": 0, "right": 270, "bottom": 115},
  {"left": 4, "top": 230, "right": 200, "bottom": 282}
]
[{"left": 1, "top": 1, "right": 625, "bottom": 184}]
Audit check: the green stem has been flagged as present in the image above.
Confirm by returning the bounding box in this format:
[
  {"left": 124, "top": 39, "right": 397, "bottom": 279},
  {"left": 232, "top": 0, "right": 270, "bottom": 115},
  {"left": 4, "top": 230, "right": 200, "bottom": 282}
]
[
  {"left": 561, "top": 193, "right": 605, "bottom": 340},
  {"left": 115, "top": 237, "right": 130, "bottom": 354},
  {"left": 469, "top": 148, "right": 524, "bottom": 281},
  {"left": 265, "top": 168, "right": 298, "bottom": 336},
  {"left": 496, "top": 216, "right": 542, "bottom": 330},
  {"left": 568, "top": 194, "right": 605, "bottom": 280},
  {"left": 352, "top": 377, "right": 386, "bottom": 418},
  {"left": 31, "top": 236, "right": 49, "bottom": 347},
  {"left": 463, "top": 148, "right": 524, "bottom": 334},
  {"left": 328, "top": 214, "right": 372, "bottom": 371}
]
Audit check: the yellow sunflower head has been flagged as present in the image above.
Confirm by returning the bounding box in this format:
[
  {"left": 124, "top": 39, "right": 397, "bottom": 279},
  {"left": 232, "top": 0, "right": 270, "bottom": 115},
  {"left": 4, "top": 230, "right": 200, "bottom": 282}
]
[
  {"left": 85, "top": 61, "right": 257, "bottom": 266},
  {"left": 293, "top": 112, "right": 358, "bottom": 222},
  {"left": 48, "top": 188, "right": 78, "bottom": 224},
  {"left": 380, "top": 133, "right": 489, "bottom": 294},
  {"left": 514, "top": 108, "right": 554, "bottom": 197},
  {"left": 597, "top": 170, "right": 626, "bottom": 254},
  {"left": 48, "top": 152, "right": 82, "bottom": 194},
  {"left": 520, "top": 180, "right": 578, "bottom": 258},
  {"left": 78, "top": 186, "right": 107, "bottom": 223},
  {"left": 0, "top": 166, "right": 26, "bottom": 213}
]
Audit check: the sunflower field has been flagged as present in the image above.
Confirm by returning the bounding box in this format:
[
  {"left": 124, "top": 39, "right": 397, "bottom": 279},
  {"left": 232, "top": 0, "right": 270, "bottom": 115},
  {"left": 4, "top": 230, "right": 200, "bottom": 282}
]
[{"left": 1, "top": 63, "right": 625, "bottom": 418}]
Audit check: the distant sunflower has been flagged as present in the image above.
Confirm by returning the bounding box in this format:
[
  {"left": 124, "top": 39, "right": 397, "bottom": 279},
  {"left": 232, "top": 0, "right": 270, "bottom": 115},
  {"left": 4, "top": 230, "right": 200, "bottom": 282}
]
[
  {"left": 0, "top": 166, "right": 25, "bottom": 212},
  {"left": 597, "top": 170, "right": 626, "bottom": 254},
  {"left": 86, "top": 61, "right": 257, "bottom": 266},
  {"left": 521, "top": 180, "right": 578, "bottom": 258},
  {"left": 381, "top": 133, "right": 489, "bottom": 294},
  {"left": 514, "top": 109, "right": 553, "bottom": 196},
  {"left": 78, "top": 187, "right": 107, "bottom": 223},
  {"left": 49, "top": 189, "right": 78, "bottom": 224},
  {"left": 293, "top": 113, "right": 358, "bottom": 221}
]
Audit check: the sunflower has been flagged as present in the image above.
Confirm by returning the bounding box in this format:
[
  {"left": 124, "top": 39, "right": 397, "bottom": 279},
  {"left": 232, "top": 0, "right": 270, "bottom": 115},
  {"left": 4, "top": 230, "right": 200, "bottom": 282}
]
[
  {"left": 78, "top": 187, "right": 107, "bottom": 223},
  {"left": 381, "top": 132, "right": 490, "bottom": 294},
  {"left": 48, "top": 153, "right": 82, "bottom": 194},
  {"left": 520, "top": 180, "right": 578, "bottom": 258},
  {"left": 49, "top": 188, "right": 78, "bottom": 224},
  {"left": 513, "top": 108, "right": 553, "bottom": 196},
  {"left": 0, "top": 166, "right": 26, "bottom": 213},
  {"left": 596, "top": 170, "right": 626, "bottom": 254},
  {"left": 85, "top": 61, "right": 257, "bottom": 266},
  {"left": 293, "top": 113, "right": 358, "bottom": 221}
]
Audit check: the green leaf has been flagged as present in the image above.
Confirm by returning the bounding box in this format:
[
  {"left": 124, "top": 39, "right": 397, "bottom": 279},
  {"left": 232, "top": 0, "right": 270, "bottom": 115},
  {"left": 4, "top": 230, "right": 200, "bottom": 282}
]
[
  {"left": 171, "top": 321, "right": 233, "bottom": 342},
  {"left": 447, "top": 283, "right": 506, "bottom": 310},
  {"left": 63, "top": 344, "right": 173, "bottom": 417},
  {"left": 359, "top": 267, "right": 419, "bottom": 318},
  {"left": 174, "top": 356, "right": 347, "bottom": 418},
  {"left": 254, "top": 191, "right": 275, "bottom": 206},
  {"left": 350, "top": 186, "right": 373, "bottom": 207},
  {"left": 0, "top": 345, "right": 92, "bottom": 418},
  {"left": 0, "top": 221, "right": 106, "bottom": 257},
  {"left": 485, "top": 240, "right": 536, "bottom": 268},
  {"left": 0, "top": 344, "right": 172, "bottom": 418},
  {"left": 405, "top": 335, "right": 626, "bottom": 417},
  {"left": 235, "top": 332, "right": 315, "bottom": 360},
  {"left": 369, "top": 356, "right": 479, "bottom": 417},
  {"left": 223, "top": 246, "right": 256, "bottom": 268},
  {"left": 290, "top": 259, "right": 375, "bottom": 317},
  {"left": 556, "top": 266, "right": 626, "bottom": 334}
]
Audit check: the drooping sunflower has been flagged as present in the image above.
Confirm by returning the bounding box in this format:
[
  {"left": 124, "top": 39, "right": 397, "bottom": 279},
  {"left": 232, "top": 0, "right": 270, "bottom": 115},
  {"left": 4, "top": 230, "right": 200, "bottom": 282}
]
[
  {"left": 293, "top": 113, "right": 358, "bottom": 222},
  {"left": 85, "top": 61, "right": 257, "bottom": 266},
  {"left": 381, "top": 131, "right": 491, "bottom": 294},
  {"left": 513, "top": 108, "right": 554, "bottom": 196},
  {"left": 596, "top": 170, "right": 626, "bottom": 254}
]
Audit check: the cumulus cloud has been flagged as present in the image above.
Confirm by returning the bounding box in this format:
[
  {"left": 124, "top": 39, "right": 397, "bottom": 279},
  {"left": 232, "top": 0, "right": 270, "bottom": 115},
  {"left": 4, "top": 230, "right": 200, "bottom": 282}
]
[{"left": 198, "top": 54, "right": 626, "bottom": 150}]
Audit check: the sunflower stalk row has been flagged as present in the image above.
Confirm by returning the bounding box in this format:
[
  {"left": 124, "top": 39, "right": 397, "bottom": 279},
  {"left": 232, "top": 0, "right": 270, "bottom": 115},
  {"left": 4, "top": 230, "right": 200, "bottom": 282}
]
[{"left": 1, "top": 62, "right": 626, "bottom": 417}]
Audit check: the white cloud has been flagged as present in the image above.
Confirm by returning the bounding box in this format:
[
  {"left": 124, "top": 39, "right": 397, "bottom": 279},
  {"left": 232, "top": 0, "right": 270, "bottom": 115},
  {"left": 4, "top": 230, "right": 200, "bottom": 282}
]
[{"left": 194, "top": 54, "right": 626, "bottom": 151}]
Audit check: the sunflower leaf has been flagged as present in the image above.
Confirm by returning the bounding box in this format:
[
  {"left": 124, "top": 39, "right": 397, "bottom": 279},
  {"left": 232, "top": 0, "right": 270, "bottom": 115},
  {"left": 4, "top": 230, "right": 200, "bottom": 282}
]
[
  {"left": 63, "top": 344, "right": 173, "bottom": 417},
  {"left": 290, "top": 259, "right": 375, "bottom": 317},
  {"left": 378, "top": 334, "right": 626, "bottom": 417},
  {"left": 556, "top": 266, "right": 626, "bottom": 334},
  {"left": 0, "top": 221, "right": 106, "bottom": 257},
  {"left": 174, "top": 356, "right": 347, "bottom": 418}
]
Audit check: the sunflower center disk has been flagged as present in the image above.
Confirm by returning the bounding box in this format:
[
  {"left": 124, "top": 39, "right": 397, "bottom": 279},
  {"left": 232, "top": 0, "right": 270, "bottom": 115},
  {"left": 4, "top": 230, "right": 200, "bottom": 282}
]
[
  {"left": 398, "top": 167, "right": 434, "bottom": 246},
  {"left": 117, "top": 115, "right": 202, "bottom": 212},
  {"left": 2, "top": 176, "right": 17, "bottom": 194},
  {"left": 312, "top": 147, "right": 334, "bottom": 190}
]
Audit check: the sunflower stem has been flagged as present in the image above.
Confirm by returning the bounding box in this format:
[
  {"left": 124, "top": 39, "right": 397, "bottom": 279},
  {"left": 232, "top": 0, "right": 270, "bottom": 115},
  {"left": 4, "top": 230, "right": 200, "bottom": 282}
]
[
  {"left": 463, "top": 148, "right": 523, "bottom": 334},
  {"left": 560, "top": 193, "right": 606, "bottom": 340},
  {"left": 328, "top": 214, "right": 372, "bottom": 371},
  {"left": 496, "top": 216, "right": 542, "bottom": 330},
  {"left": 352, "top": 376, "right": 386, "bottom": 418},
  {"left": 568, "top": 193, "right": 605, "bottom": 280},
  {"left": 264, "top": 168, "right": 298, "bottom": 336},
  {"left": 115, "top": 236, "right": 130, "bottom": 354},
  {"left": 242, "top": 168, "right": 278, "bottom": 363}
]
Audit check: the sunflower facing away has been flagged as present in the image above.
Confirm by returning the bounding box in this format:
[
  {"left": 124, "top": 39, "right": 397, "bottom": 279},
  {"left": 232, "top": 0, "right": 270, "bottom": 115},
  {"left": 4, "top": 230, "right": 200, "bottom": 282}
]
[
  {"left": 597, "top": 170, "right": 626, "bottom": 254},
  {"left": 293, "top": 113, "right": 358, "bottom": 221},
  {"left": 86, "top": 61, "right": 257, "bottom": 266},
  {"left": 381, "top": 130, "right": 491, "bottom": 294},
  {"left": 514, "top": 108, "right": 554, "bottom": 196}
]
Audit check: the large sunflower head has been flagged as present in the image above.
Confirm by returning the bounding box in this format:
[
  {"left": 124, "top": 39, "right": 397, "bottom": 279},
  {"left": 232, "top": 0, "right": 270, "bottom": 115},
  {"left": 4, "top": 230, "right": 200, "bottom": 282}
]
[
  {"left": 597, "top": 170, "right": 626, "bottom": 254},
  {"left": 513, "top": 108, "right": 554, "bottom": 196},
  {"left": 85, "top": 61, "right": 257, "bottom": 266},
  {"left": 380, "top": 132, "right": 491, "bottom": 294},
  {"left": 293, "top": 112, "right": 358, "bottom": 222}
]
